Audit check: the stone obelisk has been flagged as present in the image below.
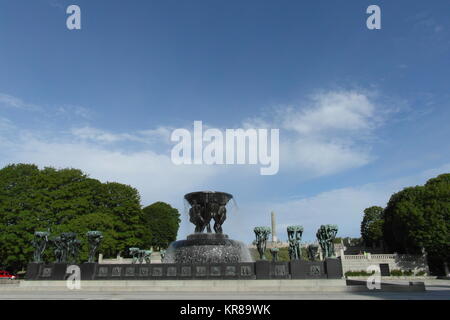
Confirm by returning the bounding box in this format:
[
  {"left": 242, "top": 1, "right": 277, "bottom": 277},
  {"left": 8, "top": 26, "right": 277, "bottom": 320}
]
[{"left": 271, "top": 211, "right": 278, "bottom": 242}]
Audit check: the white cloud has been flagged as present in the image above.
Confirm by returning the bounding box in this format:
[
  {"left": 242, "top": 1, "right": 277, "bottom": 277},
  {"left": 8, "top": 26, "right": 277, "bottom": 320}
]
[
  {"left": 281, "top": 138, "right": 372, "bottom": 176},
  {"left": 281, "top": 91, "right": 377, "bottom": 135},
  {"left": 1, "top": 135, "right": 217, "bottom": 207},
  {"left": 139, "top": 126, "right": 174, "bottom": 141},
  {"left": 245, "top": 90, "right": 385, "bottom": 177},
  {"left": 71, "top": 125, "right": 175, "bottom": 146},
  {"left": 71, "top": 127, "right": 143, "bottom": 143},
  {"left": 170, "top": 90, "right": 384, "bottom": 178}
]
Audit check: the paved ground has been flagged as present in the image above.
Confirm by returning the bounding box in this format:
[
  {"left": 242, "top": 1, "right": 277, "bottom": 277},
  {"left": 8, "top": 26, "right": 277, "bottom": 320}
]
[{"left": 0, "top": 284, "right": 448, "bottom": 300}]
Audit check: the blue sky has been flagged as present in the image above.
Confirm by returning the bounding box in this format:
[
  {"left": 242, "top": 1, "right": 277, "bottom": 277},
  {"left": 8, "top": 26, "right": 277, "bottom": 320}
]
[{"left": 0, "top": 0, "right": 449, "bottom": 243}]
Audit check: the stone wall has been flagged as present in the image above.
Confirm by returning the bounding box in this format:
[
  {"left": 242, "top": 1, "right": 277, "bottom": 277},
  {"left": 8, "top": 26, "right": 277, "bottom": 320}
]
[{"left": 25, "top": 258, "right": 343, "bottom": 280}]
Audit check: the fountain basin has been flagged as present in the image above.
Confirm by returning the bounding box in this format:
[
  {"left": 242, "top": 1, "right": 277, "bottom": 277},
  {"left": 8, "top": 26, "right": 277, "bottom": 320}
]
[{"left": 164, "top": 233, "right": 253, "bottom": 264}]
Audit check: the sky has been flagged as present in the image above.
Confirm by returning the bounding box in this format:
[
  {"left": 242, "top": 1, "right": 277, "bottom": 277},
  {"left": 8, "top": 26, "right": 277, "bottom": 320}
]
[{"left": 0, "top": 0, "right": 449, "bottom": 243}]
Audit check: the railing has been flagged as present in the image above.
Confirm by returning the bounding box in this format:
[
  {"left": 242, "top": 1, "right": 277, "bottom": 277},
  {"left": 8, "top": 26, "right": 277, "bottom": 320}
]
[
  {"left": 343, "top": 255, "right": 369, "bottom": 260},
  {"left": 370, "top": 254, "right": 396, "bottom": 259}
]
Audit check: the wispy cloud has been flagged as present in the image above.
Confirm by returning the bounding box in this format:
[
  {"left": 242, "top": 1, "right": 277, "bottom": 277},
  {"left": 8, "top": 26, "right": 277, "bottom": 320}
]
[
  {"left": 0, "top": 92, "right": 96, "bottom": 124},
  {"left": 71, "top": 127, "right": 145, "bottom": 143},
  {"left": 0, "top": 117, "right": 15, "bottom": 131},
  {"left": 243, "top": 90, "right": 389, "bottom": 177},
  {"left": 70, "top": 125, "right": 175, "bottom": 147},
  {"left": 0, "top": 93, "right": 42, "bottom": 111},
  {"left": 55, "top": 105, "right": 93, "bottom": 120},
  {"left": 48, "top": 0, "right": 65, "bottom": 10}
]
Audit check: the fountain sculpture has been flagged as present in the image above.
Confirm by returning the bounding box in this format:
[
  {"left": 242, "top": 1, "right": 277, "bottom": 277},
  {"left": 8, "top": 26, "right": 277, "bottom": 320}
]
[
  {"left": 32, "top": 231, "right": 49, "bottom": 263},
  {"left": 254, "top": 226, "right": 271, "bottom": 260},
  {"left": 316, "top": 224, "right": 338, "bottom": 258},
  {"left": 164, "top": 191, "right": 253, "bottom": 264},
  {"left": 287, "top": 225, "right": 303, "bottom": 260}
]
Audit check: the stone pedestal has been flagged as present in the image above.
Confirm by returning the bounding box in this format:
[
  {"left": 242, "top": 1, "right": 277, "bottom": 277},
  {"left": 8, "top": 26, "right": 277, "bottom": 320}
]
[
  {"left": 325, "top": 258, "right": 343, "bottom": 279},
  {"left": 25, "top": 262, "right": 41, "bottom": 280},
  {"left": 80, "top": 263, "right": 97, "bottom": 280},
  {"left": 290, "top": 260, "right": 326, "bottom": 279},
  {"left": 255, "top": 260, "right": 271, "bottom": 279},
  {"left": 254, "top": 261, "right": 289, "bottom": 279}
]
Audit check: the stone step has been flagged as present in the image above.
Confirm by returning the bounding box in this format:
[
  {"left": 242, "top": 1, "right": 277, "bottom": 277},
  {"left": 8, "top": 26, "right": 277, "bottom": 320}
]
[{"left": 9, "top": 279, "right": 349, "bottom": 292}]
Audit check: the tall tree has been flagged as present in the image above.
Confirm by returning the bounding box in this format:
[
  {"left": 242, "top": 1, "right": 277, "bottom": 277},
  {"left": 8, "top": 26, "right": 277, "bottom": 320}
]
[
  {"left": 0, "top": 164, "right": 41, "bottom": 271},
  {"left": 142, "top": 202, "right": 180, "bottom": 249},
  {"left": 383, "top": 174, "right": 450, "bottom": 272},
  {"left": 98, "top": 182, "right": 146, "bottom": 255},
  {"left": 361, "top": 206, "right": 384, "bottom": 246}
]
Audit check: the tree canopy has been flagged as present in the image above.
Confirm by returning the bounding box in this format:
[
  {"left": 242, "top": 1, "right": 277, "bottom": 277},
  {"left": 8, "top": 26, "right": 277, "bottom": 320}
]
[
  {"left": 0, "top": 163, "right": 178, "bottom": 271},
  {"left": 360, "top": 206, "right": 384, "bottom": 246},
  {"left": 142, "top": 202, "right": 180, "bottom": 249},
  {"left": 383, "top": 173, "right": 450, "bottom": 261}
]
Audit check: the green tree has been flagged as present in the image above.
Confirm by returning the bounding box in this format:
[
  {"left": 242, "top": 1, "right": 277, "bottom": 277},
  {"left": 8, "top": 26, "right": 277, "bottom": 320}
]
[
  {"left": 142, "top": 202, "right": 180, "bottom": 249},
  {"left": 383, "top": 173, "right": 450, "bottom": 273},
  {"left": 0, "top": 164, "right": 41, "bottom": 271},
  {"left": 0, "top": 163, "right": 147, "bottom": 271},
  {"left": 361, "top": 206, "right": 384, "bottom": 246},
  {"left": 97, "top": 182, "right": 146, "bottom": 255}
]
